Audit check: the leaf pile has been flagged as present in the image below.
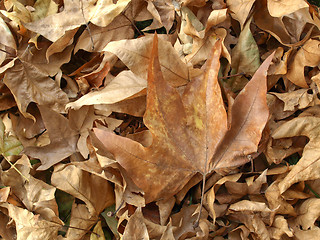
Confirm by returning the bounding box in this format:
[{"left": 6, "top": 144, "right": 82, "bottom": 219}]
[{"left": 1, "top": 0, "right": 320, "bottom": 239}]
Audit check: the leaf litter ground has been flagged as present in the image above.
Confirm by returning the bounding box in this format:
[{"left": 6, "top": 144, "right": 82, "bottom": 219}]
[{"left": 1, "top": 0, "right": 320, "bottom": 239}]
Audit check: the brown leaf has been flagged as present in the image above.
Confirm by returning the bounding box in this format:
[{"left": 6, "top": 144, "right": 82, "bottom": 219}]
[
  {"left": 211, "top": 52, "right": 274, "bottom": 172},
  {"left": 286, "top": 39, "right": 320, "bottom": 88},
  {"left": 51, "top": 164, "right": 114, "bottom": 216},
  {"left": 226, "top": 0, "right": 255, "bottom": 29},
  {"left": 103, "top": 35, "right": 190, "bottom": 87},
  {"left": 4, "top": 59, "right": 69, "bottom": 119},
  {"left": 1, "top": 203, "right": 61, "bottom": 240},
  {"left": 66, "top": 70, "right": 146, "bottom": 111},
  {"left": 1, "top": 155, "right": 62, "bottom": 223},
  {"left": 24, "top": 105, "right": 78, "bottom": 170},
  {"left": 94, "top": 35, "right": 273, "bottom": 203},
  {"left": 94, "top": 37, "right": 226, "bottom": 203},
  {"left": 74, "top": 14, "right": 134, "bottom": 53},
  {"left": 122, "top": 207, "right": 149, "bottom": 239},
  {"left": 267, "top": 0, "right": 309, "bottom": 18},
  {"left": 23, "top": 0, "right": 131, "bottom": 42},
  {"left": 272, "top": 115, "right": 320, "bottom": 194},
  {"left": 268, "top": 215, "right": 293, "bottom": 239}
]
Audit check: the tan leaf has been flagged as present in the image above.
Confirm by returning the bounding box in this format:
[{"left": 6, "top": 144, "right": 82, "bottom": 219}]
[
  {"left": 75, "top": 15, "right": 134, "bottom": 53},
  {"left": 267, "top": 0, "right": 309, "bottom": 18},
  {"left": 294, "top": 198, "right": 320, "bottom": 230},
  {"left": 265, "top": 180, "right": 296, "bottom": 216},
  {"left": 0, "top": 16, "right": 17, "bottom": 50},
  {"left": 228, "top": 211, "right": 270, "bottom": 240},
  {"left": 69, "top": 106, "right": 98, "bottom": 158},
  {"left": 66, "top": 70, "right": 146, "bottom": 110},
  {"left": 2, "top": 203, "right": 61, "bottom": 240},
  {"left": 205, "top": 174, "right": 242, "bottom": 223},
  {"left": 229, "top": 200, "right": 271, "bottom": 213},
  {"left": 254, "top": 1, "right": 314, "bottom": 45},
  {"left": 268, "top": 215, "right": 293, "bottom": 239},
  {"left": 0, "top": 211, "right": 15, "bottom": 240},
  {"left": 51, "top": 164, "right": 114, "bottom": 216},
  {"left": 103, "top": 35, "right": 190, "bottom": 87},
  {"left": 1, "top": 155, "right": 62, "bottom": 223},
  {"left": 271, "top": 89, "right": 315, "bottom": 111},
  {"left": 24, "top": 0, "right": 131, "bottom": 42},
  {"left": 286, "top": 39, "right": 320, "bottom": 88},
  {"left": 122, "top": 207, "right": 149, "bottom": 240},
  {"left": 0, "top": 83, "right": 16, "bottom": 111},
  {"left": 226, "top": 0, "right": 255, "bottom": 29},
  {"left": 4, "top": 59, "right": 69, "bottom": 119},
  {"left": 272, "top": 116, "right": 320, "bottom": 194},
  {"left": 63, "top": 202, "right": 98, "bottom": 240},
  {"left": 145, "top": 0, "right": 175, "bottom": 32},
  {"left": 24, "top": 105, "right": 78, "bottom": 170}
]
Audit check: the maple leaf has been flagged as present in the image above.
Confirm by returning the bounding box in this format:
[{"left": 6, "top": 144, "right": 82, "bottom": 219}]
[{"left": 93, "top": 34, "right": 274, "bottom": 203}]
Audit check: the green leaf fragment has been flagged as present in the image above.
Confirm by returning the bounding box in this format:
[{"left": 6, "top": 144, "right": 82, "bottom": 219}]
[
  {"left": 0, "top": 118, "right": 23, "bottom": 156},
  {"left": 101, "top": 205, "right": 119, "bottom": 239}
]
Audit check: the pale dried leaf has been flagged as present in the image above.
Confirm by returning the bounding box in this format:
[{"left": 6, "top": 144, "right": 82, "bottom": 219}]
[{"left": 103, "top": 35, "right": 189, "bottom": 86}]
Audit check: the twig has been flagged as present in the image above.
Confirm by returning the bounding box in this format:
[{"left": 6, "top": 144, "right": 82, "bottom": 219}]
[
  {"left": 79, "top": 0, "right": 95, "bottom": 51},
  {"left": 121, "top": 12, "right": 144, "bottom": 37},
  {"left": 107, "top": 200, "right": 124, "bottom": 217},
  {"left": 3, "top": 155, "right": 29, "bottom": 182},
  {"left": 63, "top": 224, "right": 100, "bottom": 237},
  {"left": 218, "top": 72, "right": 245, "bottom": 80}
]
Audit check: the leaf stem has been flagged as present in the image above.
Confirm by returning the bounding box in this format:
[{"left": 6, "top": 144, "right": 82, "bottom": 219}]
[{"left": 194, "top": 174, "right": 206, "bottom": 228}]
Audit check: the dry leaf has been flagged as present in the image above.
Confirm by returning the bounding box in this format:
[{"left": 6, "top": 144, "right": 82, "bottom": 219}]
[
  {"left": 24, "top": 105, "right": 78, "bottom": 170},
  {"left": 94, "top": 35, "right": 273, "bottom": 203}
]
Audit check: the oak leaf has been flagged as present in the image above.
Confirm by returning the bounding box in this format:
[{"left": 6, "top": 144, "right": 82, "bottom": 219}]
[{"left": 94, "top": 35, "right": 274, "bottom": 203}]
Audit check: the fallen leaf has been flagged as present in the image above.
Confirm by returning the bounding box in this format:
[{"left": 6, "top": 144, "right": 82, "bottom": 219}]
[
  {"left": 286, "top": 39, "right": 320, "bottom": 88},
  {"left": 121, "top": 207, "right": 149, "bottom": 240},
  {"left": 231, "top": 17, "right": 260, "bottom": 76},
  {"left": 272, "top": 115, "right": 320, "bottom": 194},
  {"left": 66, "top": 70, "right": 146, "bottom": 111},
  {"left": 23, "top": 0, "right": 131, "bottom": 42},
  {"left": 0, "top": 117, "right": 23, "bottom": 157},
  {"left": 210, "top": 52, "right": 273, "bottom": 172},
  {"left": 74, "top": 14, "right": 134, "bottom": 53},
  {"left": 103, "top": 35, "right": 190, "bottom": 87},
  {"left": 1, "top": 155, "right": 62, "bottom": 223},
  {"left": 226, "top": 0, "right": 255, "bottom": 29},
  {"left": 94, "top": 37, "right": 225, "bottom": 203},
  {"left": 267, "top": 0, "right": 309, "bottom": 18},
  {"left": 1, "top": 203, "right": 61, "bottom": 240},
  {"left": 24, "top": 105, "right": 78, "bottom": 170},
  {"left": 268, "top": 215, "right": 293, "bottom": 239},
  {"left": 90, "top": 221, "right": 105, "bottom": 240},
  {"left": 94, "top": 35, "right": 273, "bottom": 203},
  {"left": 51, "top": 164, "right": 114, "bottom": 216}
]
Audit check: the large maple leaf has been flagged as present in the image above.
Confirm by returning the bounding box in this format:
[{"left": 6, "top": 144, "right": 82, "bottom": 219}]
[{"left": 94, "top": 35, "right": 274, "bottom": 203}]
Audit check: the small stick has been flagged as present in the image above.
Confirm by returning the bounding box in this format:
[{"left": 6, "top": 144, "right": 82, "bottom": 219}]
[
  {"left": 79, "top": 0, "right": 95, "bottom": 51},
  {"left": 121, "top": 13, "right": 144, "bottom": 37},
  {"left": 107, "top": 200, "right": 125, "bottom": 217},
  {"left": 218, "top": 72, "right": 245, "bottom": 80}
]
